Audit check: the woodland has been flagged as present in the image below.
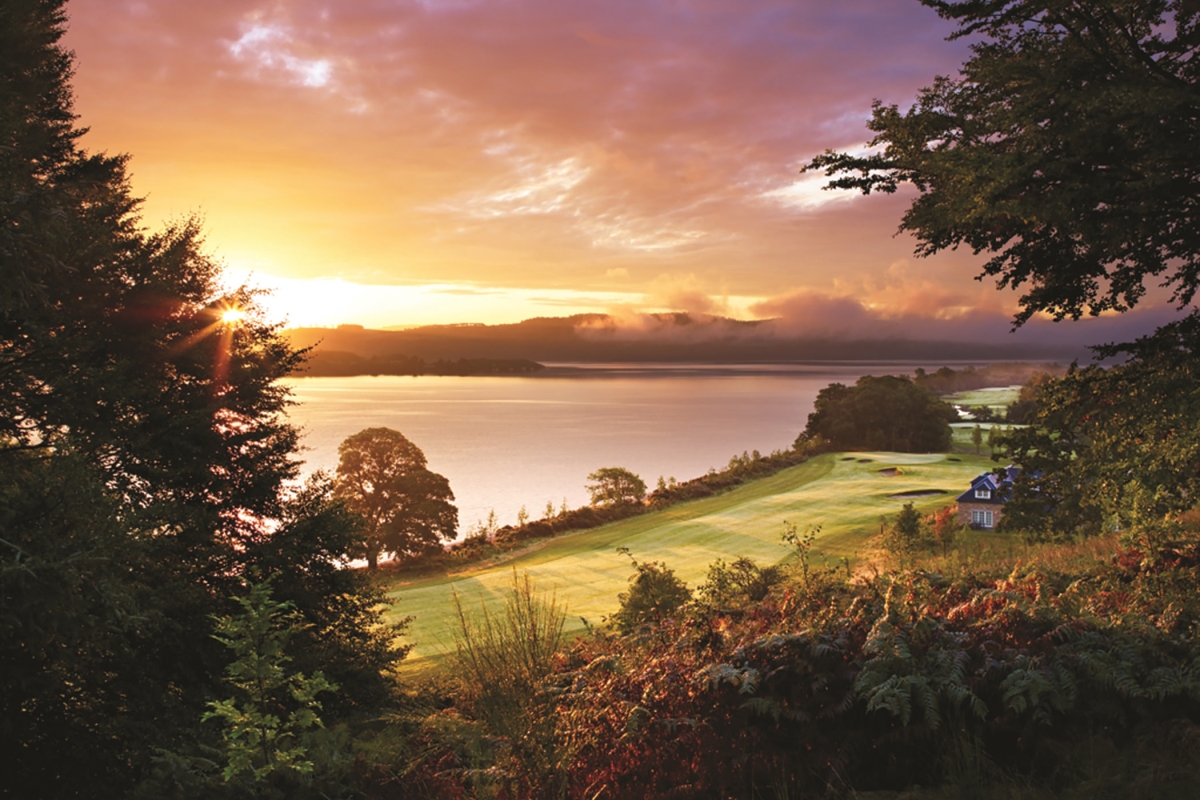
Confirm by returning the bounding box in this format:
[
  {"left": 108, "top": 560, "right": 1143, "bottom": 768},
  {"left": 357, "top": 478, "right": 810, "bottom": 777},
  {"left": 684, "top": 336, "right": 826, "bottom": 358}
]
[{"left": 4, "top": 0, "right": 1200, "bottom": 798}]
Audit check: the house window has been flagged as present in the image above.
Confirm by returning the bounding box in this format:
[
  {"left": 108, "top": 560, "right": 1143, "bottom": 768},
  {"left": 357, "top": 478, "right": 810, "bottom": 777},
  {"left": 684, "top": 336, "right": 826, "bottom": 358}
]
[
  {"left": 975, "top": 488, "right": 991, "bottom": 499},
  {"left": 971, "top": 510, "right": 994, "bottom": 528}
]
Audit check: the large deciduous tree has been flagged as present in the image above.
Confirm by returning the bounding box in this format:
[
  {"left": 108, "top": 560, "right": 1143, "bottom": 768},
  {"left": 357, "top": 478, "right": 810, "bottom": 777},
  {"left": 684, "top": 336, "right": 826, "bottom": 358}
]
[
  {"left": 334, "top": 427, "right": 458, "bottom": 569},
  {"left": 807, "top": 0, "right": 1200, "bottom": 325},
  {"left": 804, "top": 376, "right": 957, "bottom": 452}
]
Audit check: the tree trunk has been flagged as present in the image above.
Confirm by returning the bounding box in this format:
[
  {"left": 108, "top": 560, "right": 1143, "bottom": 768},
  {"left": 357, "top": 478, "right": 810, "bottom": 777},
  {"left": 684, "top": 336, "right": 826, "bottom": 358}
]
[{"left": 367, "top": 549, "right": 379, "bottom": 570}]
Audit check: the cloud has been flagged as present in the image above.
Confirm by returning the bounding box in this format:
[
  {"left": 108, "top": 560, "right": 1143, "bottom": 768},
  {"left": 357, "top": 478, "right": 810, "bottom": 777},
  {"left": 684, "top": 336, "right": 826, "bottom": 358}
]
[
  {"left": 644, "top": 273, "right": 729, "bottom": 316},
  {"left": 228, "top": 21, "right": 333, "bottom": 88},
  {"left": 749, "top": 287, "right": 1010, "bottom": 340},
  {"left": 574, "top": 308, "right": 754, "bottom": 343},
  {"left": 427, "top": 286, "right": 507, "bottom": 296},
  {"left": 760, "top": 143, "right": 879, "bottom": 212},
  {"left": 563, "top": 287, "right": 1191, "bottom": 360},
  {"left": 579, "top": 214, "right": 712, "bottom": 252},
  {"left": 751, "top": 290, "right": 888, "bottom": 338},
  {"left": 424, "top": 141, "right": 716, "bottom": 252},
  {"left": 64, "top": 0, "right": 988, "bottom": 296},
  {"left": 432, "top": 156, "right": 590, "bottom": 217},
  {"left": 750, "top": 289, "right": 1192, "bottom": 349}
]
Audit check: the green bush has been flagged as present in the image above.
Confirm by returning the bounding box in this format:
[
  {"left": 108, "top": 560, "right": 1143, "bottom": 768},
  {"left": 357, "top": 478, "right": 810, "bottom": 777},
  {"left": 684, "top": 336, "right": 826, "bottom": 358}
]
[
  {"left": 697, "top": 556, "right": 784, "bottom": 607},
  {"left": 608, "top": 549, "right": 691, "bottom": 634}
]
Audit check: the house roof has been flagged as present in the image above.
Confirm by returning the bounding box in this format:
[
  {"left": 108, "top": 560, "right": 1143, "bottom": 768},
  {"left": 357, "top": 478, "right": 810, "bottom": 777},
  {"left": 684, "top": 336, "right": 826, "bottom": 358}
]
[{"left": 956, "top": 466, "right": 1019, "bottom": 504}]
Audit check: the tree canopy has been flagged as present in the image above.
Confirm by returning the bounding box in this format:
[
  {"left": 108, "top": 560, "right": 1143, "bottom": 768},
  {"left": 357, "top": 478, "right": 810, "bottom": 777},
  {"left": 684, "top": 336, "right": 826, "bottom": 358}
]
[
  {"left": 1001, "top": 315, "right": 1200, "bottom": 539},
  {"left": 804, "top": 375, "right": 958, "bottom": 452},
  {"left": 807, "top": 0, "right": 1200, "bottom": 325},
  {"left": 333, "top": 427, "right": 458, "bottom": 568},
  {"left": 586, "top": 466, "right": 648, "bottom": 507}
]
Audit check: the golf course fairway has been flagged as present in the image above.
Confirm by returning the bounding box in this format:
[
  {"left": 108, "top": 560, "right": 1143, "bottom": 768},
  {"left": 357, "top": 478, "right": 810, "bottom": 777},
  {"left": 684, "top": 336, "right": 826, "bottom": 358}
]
[{"left": 383, "top": 451, "right": 995, "bottom": 669}]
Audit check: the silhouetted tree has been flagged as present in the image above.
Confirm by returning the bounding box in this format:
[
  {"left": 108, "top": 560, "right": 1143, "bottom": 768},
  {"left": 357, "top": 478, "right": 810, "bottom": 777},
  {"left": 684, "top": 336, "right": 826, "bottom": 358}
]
[
  {"left": 808, "top": 0, "right": 1200, "bottom": 327},
  {"left": 0, "top": 4, "right": 400, "bottom": 794},
  {"left": 334, "top": 427, "right": 458, "bottom": 568}
]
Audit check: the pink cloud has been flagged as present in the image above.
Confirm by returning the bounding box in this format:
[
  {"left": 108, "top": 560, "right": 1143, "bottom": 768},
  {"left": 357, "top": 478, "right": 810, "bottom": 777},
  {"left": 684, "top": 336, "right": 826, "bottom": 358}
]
[
  {"left": 750, "top": 289, "right": 1191, "bottom": 349},
  {"left": 76, "top": 0, "right": 1164, "bottom": 346}
]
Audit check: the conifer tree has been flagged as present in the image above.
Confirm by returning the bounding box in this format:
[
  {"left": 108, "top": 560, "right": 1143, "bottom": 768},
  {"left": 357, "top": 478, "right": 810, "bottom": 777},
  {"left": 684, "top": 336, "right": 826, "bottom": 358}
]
[{"left": 0, "top": 3, "right": 400, "bottom": 794}]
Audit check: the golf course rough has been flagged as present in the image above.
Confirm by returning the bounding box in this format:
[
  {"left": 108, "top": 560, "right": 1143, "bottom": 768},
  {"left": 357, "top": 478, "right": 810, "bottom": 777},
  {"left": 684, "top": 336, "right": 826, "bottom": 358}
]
[{"left": 384, "top": 451, "right": 994, "bottom": 668}]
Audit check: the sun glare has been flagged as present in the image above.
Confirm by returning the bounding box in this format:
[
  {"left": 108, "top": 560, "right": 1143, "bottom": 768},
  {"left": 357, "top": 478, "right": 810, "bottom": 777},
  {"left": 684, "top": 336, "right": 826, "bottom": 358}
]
[{"left": 221, "top": 307, "right": 246, "bottom": 325}]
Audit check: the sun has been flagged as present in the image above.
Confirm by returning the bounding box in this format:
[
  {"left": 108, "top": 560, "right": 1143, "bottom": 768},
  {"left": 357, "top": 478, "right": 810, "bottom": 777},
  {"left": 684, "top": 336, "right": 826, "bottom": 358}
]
[{"left": 220, "top": 307, "right": 246, "bottom": 325}]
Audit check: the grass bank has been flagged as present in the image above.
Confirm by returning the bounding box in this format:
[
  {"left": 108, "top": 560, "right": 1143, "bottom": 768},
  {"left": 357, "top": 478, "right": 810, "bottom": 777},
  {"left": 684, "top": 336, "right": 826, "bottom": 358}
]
[{"left": 383, "top": 450, "right": 995, "bottom": 670}]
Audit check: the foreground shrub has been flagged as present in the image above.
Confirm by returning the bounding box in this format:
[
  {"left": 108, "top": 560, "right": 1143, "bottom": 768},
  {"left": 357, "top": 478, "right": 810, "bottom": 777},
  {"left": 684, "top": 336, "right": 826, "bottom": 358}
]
[
  {"left": 546, "top": 554, "right": 1200, "bottom": 797},
  {"left": 607, "top": 549, "right": 691, "bottom": 634},
  {"left": 449, "top": 571, "right": 569, "bottom": 798}
]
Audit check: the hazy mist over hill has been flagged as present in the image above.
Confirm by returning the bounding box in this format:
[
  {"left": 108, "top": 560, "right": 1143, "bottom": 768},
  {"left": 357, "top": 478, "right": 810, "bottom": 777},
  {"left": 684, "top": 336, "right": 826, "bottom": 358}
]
[{"left": 285, "top": 306, "right": 1186, "bottom": 366}]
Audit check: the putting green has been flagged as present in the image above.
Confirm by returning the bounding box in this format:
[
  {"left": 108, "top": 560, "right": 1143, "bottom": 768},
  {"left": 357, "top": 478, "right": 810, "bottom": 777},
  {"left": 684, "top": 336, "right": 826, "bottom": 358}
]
[
  {"left": 946, "top": 386, "right": 1020, "bottom": 406},
  {"left": 383, "top": 451, "right": 995, "bottom": 669}
]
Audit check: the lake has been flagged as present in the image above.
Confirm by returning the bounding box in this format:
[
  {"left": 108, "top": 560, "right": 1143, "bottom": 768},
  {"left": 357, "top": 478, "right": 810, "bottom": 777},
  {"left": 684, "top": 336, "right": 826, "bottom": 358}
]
[{"left": 283, "top": 362, "right": 965, "bottom": 531}]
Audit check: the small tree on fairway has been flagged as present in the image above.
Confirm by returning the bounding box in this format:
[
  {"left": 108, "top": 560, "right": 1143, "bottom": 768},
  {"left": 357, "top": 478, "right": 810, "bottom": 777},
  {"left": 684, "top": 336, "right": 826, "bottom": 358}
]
[
  {"left": 782, "top": 521, "right": 820, "bottom": 590},
  {"left": 586, "top": 467, "right": 647, "bottom": 507},
  {"left": 452, "top": 571, "right": 568, "bottom": 795},
  {"left": 972, "top": 424, "right": 983, "bottom": 454},
  {"left": 333, "top": 428, "right": 457, "bottom": 569}
]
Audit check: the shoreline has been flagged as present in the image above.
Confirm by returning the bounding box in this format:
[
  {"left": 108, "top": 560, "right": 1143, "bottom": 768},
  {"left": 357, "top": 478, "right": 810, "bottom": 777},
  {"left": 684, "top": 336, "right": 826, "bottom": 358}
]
[{"left": 290, "top": 358, "right": 1058, "bottom": 381}]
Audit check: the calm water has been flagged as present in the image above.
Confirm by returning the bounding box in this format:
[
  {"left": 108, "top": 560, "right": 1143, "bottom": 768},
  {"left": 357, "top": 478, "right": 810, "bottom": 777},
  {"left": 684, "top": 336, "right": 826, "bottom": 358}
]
[{"left": 282, "top": 363, "right": 955, "bottom": 531}]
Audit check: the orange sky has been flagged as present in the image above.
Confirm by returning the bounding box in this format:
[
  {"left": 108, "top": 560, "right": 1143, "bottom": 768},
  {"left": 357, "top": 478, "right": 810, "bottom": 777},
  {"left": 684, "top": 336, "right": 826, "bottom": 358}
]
[{"left": 60, "top": 0, "right": 1179, "bottom": 337}]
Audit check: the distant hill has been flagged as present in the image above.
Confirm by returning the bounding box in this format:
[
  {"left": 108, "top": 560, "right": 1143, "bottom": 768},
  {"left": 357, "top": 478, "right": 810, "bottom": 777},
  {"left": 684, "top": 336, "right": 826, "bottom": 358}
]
[{"left": 285, "top": 313, "right": 1074, "bottom": 366}]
